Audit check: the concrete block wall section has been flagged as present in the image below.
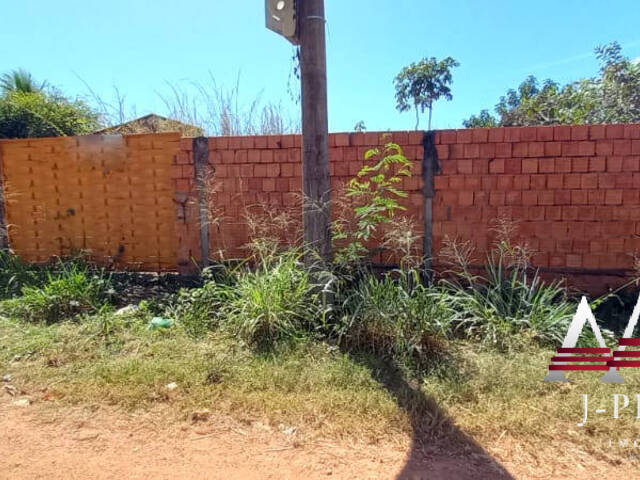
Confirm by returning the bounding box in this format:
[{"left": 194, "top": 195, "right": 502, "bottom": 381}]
[{"left": 0, "top": 133, "right": 181, "bottom": 271}]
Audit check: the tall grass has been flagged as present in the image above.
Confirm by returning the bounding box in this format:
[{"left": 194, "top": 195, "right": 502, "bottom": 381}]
[
  {"left": 0, "top": 261, "right": 113, "bottom": 324},
  {"left": 222, "top": 251, "right": 320, "bottom": 349}
]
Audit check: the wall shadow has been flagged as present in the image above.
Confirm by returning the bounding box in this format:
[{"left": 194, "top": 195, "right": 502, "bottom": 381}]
[{"left": 345, "top": 352, "right": 515, "bottom": 480}]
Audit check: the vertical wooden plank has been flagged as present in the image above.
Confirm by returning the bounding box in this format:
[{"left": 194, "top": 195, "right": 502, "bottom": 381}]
[
  {"left": 193, "top": 137, "right": 210, "bottom": 268},
  {"left": 422, "top": 131, "right": 440, "bottom": 282},
  {"left": 0, "top": 144, "right": 9, "bottom": 250}
]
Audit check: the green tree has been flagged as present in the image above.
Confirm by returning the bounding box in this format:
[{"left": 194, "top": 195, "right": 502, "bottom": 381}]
[
  {"left": 0, "top": 90, "right": 102, "bottom": 139},
  {"left": 463, "top": 42, "right": 640, "bottom": 127},
  {"left": 0, "top": 69, "right": 102, "bottom": 139},
  {"left": 0, "top": 69, "right": 46, "bottom": 94},
  {"left": 394, "top": 56, "right": 460, "bottom": 130}
]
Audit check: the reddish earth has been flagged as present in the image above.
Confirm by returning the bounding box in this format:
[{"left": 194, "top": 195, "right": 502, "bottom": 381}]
[{"left": 0, "top": 398, "right": 635, "bottom": 480}]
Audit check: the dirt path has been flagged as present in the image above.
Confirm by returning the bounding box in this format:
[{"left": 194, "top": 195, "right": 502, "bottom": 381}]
[{"left": 0, "top": 398, "right": 635, "bottom": 480}]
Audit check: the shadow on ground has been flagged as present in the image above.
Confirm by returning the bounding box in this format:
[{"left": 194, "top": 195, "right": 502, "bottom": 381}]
[{"left": 348, "top": 354, "right": 514, "bottom": 480}]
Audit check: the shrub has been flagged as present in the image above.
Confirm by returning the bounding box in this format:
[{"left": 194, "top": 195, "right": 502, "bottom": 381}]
[
  {"left": 168, "top": 269, "right": 236, "bottom": 338},
  {"left": 335, "top": 269, "right": 453, "bottom": 369},
  {"left": 0, "top": 262, "right": 113, "bottom": 323},
  {"left": 0, "top": 250, "right": 44, "bottom": 299},
  {"left": 439, "top": 233, "right": 576, "bottom": 350},
  {"left": 222, "top": 251, "right": 321, "bottom": 349}
]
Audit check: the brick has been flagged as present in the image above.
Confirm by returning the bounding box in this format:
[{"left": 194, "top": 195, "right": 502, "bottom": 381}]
[
  {"left": 606, "top": 156, "right": 623, "bottom": 172},
  {"left": 530, "top": 174, "right": 546, "bottom": 189},
  {"left": 589, "top": 125, "right": 606, "bottom": 140},
  {"left": 547, "top": 174, "right": 563, "bottom": 189},
  {"left": 554, "top": 125, "right": 572, "bottom": 141},
  {"left": 464, "top": 144, "right": 480, "bottom": 158},
  {"left": 606, "top": 124, "right": 625, "bottom": 139},
  {"left": 495, "top": 143, "right": 512, "bottom": 157},
  {"left": 577, "top": 141, "right": 596, "bottom": 156},
  {"left": 464, "top": 175, "right": 481, "bottom": 189},
  {"left": 497, "top": 175, "right": 513, "bottom": 190},
  {"left": 566, "top": 254, "right": 582, "bottom": 268},
  {"left": 633, "top": 140, "right": 640, "bottom": 155},
  {"left": 504, "top": 128, "right": 521, "bottom": 142},
  {"left": 536, "top": 126, "right": 554, "bottom": 142},
  {"left": 624, "top": 125, "right": 640, "bottom": 139},
  {"left": 514, "top": 175, "right": 531, "bottom": 190},
  {"left": 520, "top": 127, "right": 537, "bottom": 141},
  {"left": 562, "top": 206, "right": 580, "bottom": 220},
  {"left": 472, "top": 158, "right": 489, "bottom": 174},
  {"left": 504, "top": 158, "right": 522, "bottom": 174},
  {"left": 623, "top": 157, "right": 640, "bottom": 171},
  {"left": 571, "top": 190, "right": 588, "bottom": 205},
  {"left": 334, "top": 133, "right": 350, "bottom": 147},
  {"left": 450, "top": 144, "right": 465, "bottom": 159},
  {"left": 408, "top": 131, "right": 423, "bottom": 145},
  {"left": 263, "top": 178, "right": 276, "bottom": 192},
  {"left": 482, "top": 176, "right": 497, "bottom": 190},
  {"left": 555, "top": 190, "right": 571, "bottom": 205},
  {"left": 598, "top": 174, "right": 616, "bottom": 189},
  {"left": 538, "top": 158, "right": 555, "bottom": 173},
  {"left": 436, "top": 145, "right": 450, "bottom": 160},
  {"left": 488, "top": 158, "right": 504, "bottom": 174},
  {"left": 588, "top": 190, "right": 605, "bottom": 205},
  {"left": 489, "top": 192, "right": 505, "bottom": 206},
  {"left": 457, "top": 160, "right": 473, "bottom": 174},
  {"left": 613, "top": 140, "right": 632, "bottom": 155},
  {"left": 439, "top": 130, "right": 457, "bottom": 144},
  {"left": 546, "top": 206, "right": 562, "bottom": 220},
  {"left": 455, "top": 129, "right": 472, "bottom": 143},
  {"left": 605, "top": 190, "right": 623, "bottom": 205},
  {"left": 513, "top": 143, "right": 528, "bottom": 157},
  {"left": 254, "top": 164, "right": 268, "bottom": 177},
  {"left": 458, "top": 191, "right": 474, "bottom": 206},
  {"left": 596, "top": 141, "right": 613, "bottom": 156},
  {"left": 616, "top": 173, "right": 633, "bottom": 189},
  {"left": 488, "top": 129, "right": 505, "bottom": 142},
  {"left": 572, "top": 157, "right": 589, "bottom": 172},
  {"left": 588, "top": 156, "right": 606, "bottom": 172},
  {"left": 471, "top": 128, "right": 489, "bottom": 143},
  {"left": 527, "top": 142, "right": 545, "bottom": 157},
  {"left": 571, "top": 125, "right": 589, "bottom": 141},
  {"left": 434, "top": 176, "right": 448, "bottom": 190},
  {"left": 506, "top": 191, "right": 521, "bottom": 205},
  {"left": 544, "top": 142, "right": 562, "bottom": 157},
  {"left": 538, "top": 191, "right": 554, "bottom": 205},
  {"left": 581, "top": 174, "right": 598, "bottom": 189},
  {"left": 522, "top": 158, "right": 538, "bottom": 173}
]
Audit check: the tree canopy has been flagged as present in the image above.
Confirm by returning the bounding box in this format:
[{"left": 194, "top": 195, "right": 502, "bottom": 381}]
[
  {"left": 463, "top": 42, "right": 640, "bottom": 128},
  {"left": 394, "top": 56, "right": 460, "bottom": 130},
  {"left": 0, "top": 71, "right": 101, "bottom": 139}
]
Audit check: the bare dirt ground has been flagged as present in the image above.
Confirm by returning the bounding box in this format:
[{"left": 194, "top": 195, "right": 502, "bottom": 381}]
[{"left": 0, "top": 398, "right": 636, "bottom": 480}]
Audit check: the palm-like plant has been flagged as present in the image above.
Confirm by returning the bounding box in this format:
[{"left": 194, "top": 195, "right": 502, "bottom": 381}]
[{"left": 0, "top": 69, "right": 46, "bottom": 95}]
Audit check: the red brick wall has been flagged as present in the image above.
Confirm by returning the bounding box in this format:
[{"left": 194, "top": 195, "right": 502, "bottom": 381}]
[
  {"left": 433, "top": 124, "right": 640, "bottom": 292},
  {"left": 186, "top": 131, "right": 426, "bottom": 262},
  {"left": 3, "top": 124, "right": 639, "bottom": 293}
]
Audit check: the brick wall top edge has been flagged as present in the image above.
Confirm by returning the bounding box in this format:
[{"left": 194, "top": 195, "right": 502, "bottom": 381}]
[
  {"left": 435, "top": 123, "right": 640, "bottom": 134},
  {"left": 0, "top": 131, "right": 182, "bottom": 145}
]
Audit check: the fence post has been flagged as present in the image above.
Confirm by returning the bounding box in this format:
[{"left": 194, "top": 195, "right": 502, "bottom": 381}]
[
  {"left": 422, "top": 131, "right": 439, "bottom": 282},
  {"left": 0, "top": 145, "right": 8, "bottom": 250},
  {"left": 193, "top": 137, "right": 210, "bottom": 268}
]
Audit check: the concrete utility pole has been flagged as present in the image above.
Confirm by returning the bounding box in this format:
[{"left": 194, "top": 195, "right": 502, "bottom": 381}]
[
  {"left": 298, "top": 0, "right": 332, "bottom": 264},
  {"left": 266, "top": 0, "right": 332, "bottom": 265}
]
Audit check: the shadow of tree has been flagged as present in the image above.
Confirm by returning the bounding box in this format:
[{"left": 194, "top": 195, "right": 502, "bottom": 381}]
[{"left": 346, "top": 353, "right": 515, "bottom": 480}]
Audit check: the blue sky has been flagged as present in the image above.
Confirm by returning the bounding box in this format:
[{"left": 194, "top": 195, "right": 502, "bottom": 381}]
[{"left": 2, "top": 0, "right": 639, "bottom": 132}]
